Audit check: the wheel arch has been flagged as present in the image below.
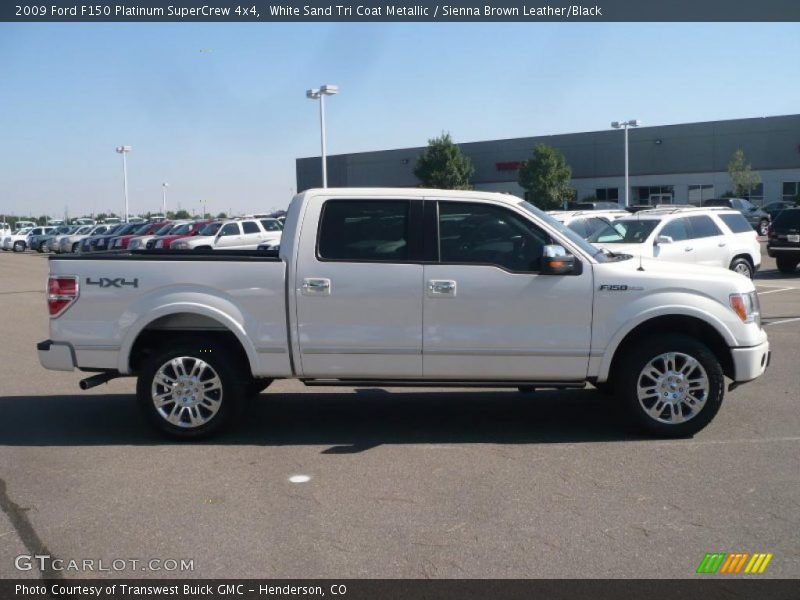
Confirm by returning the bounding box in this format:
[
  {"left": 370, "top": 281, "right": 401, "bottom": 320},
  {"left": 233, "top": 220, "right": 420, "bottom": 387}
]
[
  {"left": 601, "top": 314, "right": 735, "bottom": 383},
  {"left": 120, "top": 306, "right": 257, "bottom": 377}
]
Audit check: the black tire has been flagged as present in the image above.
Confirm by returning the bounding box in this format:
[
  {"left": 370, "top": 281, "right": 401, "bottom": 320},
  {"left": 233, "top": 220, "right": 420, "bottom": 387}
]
[
  {"left": 616, "top": 334, "right": 724, "bottom": 438},
  {"left": 72, "top": 242, "right": 80, "bottom": 253},
  {"left": 246, "top": 378, "right": 273, "bottom": 397},
  {"left": 729, "top": 257, "right": 754, "bottom": 279},
  {"left": 13, "top": 241, "right": 25, "bottom": 252},
  {"left": 776, "top": 256, "right": 798, "bottom": 274},
  {"left": 136, "top": 339, "right": 247, "bottom": 439},
  {"left": 757, "top": 219, "right": 769, "bottom": 237},
  {"left": 517, "top": 385, "right": 536, "bottom": 393}
]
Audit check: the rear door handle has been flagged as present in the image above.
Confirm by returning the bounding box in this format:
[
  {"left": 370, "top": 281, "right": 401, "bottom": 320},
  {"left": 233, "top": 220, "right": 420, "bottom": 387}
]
[
  {"left": 428, "top": 280, "right": 456, "bottom": 296},
  {"left": 718, "top": 242, "right": 727, "bottom": 247},
  {"left": 684, "top": 247, "right": 693, "bottom": 252},
  {"left": 301, "top": 278, "right": 331, "bottom": 295}
]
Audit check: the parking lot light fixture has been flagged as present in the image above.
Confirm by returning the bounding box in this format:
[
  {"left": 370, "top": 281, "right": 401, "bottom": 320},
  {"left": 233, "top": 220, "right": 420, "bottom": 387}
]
[
  {"left": 115, "top": 145, "right": 132, "bottom": 222},
  {"left": 306, "top": 84, "right": 339, "bottom": 188},
  {"left": 162, "top": 183, "right": 169, "bottom": 216},
  {"left": 611, "top": 120, "right": 641, "bottom": 208}
]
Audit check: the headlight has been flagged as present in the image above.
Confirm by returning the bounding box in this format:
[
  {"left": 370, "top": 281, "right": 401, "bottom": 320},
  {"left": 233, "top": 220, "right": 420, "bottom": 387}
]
[
  {"left": 129, "top": 240, "right": 140, "bottom": 250},
  {"left": 730, "top": 291, "right": 761, "bottom": 326},
  {"left": 97, "top": 239, "right": 106, "bottom": 247},
  {"left": 155, "top": 240, "right": 163, "bottom": 248},
  {"left": 173, "top": 241, "right": 187, "bottom": 249}
]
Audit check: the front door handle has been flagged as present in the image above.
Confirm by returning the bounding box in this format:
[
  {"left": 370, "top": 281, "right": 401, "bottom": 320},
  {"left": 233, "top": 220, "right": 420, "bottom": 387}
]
[
  {"left": 302, "top": 278, "right": 331, "bottom": 295},
  {"left": 684, "top": 247, "right": 693, "bottom": 252},
  {"left": 718, "top": 242, "right": 727, "bottom": 247},
  {"left": 428, "top": 279, "right": 456, "bottom": 296}
]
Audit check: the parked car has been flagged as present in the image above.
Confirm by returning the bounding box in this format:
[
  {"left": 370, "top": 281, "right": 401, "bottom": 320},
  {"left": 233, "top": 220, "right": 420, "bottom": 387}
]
[
  {"left": 588, "top": 207, "right": 762, "bottom": 278},
  {"left": 766, "top": 208, "right": 800, "bottom": 274},
  {"left": 80, "top": 223, "right": 125, "bottom": 253},
  {"left": 169, "top": 221, "right": 222, "bottom": 250},
  {"left": 39, "top": 188, "right": 769, "bottom": 440},
  {"left": 171, "top": 218, "right": 281, "bottom": 251},
  {"left": 110, "top": 221, "right": 164, "bottom": 250},
  {"left": 149, "top": 220, "right": 213, "bottom": 249},
  {"left": 702, "top": 198, "right": 770, "bottom": 236},
  {"left": 16, "top": 226, "right": 58, "bottom": 252},
  {"left": 50, "top": 225, "right": 93, "bottom": 253},
  {"left": 762, "top": 201, "right": 796, "bottom": 220},
  {"left": 2, "top": 227, "right": 33, "bottom": 251},
  {"left": 0, "top": 223, "right": 10, "bottom": 238},
  {"left": 36, "top": 226, "right": 76, "bottom": 253},
  {"left": 566, "top": 201, "right": 622, "bottom": 211},
  {"left": 98, "top": 222, "right": 147, "bottom": 251},
  {"left": 62, "top": 224, "right": 110, "bottom": 254},
  {"left": 128, "top": 222, "right": 176, "bottom": 251},
  {"left": 14, "top": 220, "right": 37, "bottom": 231},
  {"left": 548, "top": 210, "right": 629, "bottom": 239}
]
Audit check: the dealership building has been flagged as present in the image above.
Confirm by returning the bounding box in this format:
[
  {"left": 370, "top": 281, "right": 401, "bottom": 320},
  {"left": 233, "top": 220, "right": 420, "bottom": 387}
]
[{"left": 296, "top": 114, "right": 800, "bottom": 207}]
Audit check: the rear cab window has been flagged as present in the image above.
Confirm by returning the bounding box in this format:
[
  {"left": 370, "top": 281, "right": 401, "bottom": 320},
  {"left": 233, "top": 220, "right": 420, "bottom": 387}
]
[{"left": 687, "top": 215, "right": 722, "bottom": 238}]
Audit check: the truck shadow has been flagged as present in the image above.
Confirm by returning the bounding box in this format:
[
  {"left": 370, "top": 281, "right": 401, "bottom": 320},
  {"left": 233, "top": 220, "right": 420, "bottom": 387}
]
[{"left": 0, "top": 388, "right": 653, "bottom": 448}]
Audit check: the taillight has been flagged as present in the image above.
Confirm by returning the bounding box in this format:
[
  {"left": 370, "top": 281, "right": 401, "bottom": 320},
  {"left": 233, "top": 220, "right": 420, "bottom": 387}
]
[{"left": 47, "top": 275, "right": 79, "bottom": 316}]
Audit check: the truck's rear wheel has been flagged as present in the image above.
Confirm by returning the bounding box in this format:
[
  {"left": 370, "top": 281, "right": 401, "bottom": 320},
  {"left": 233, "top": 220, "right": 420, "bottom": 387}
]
[
  {"left": 729, "top": 257, "right": 753, "bottom": 279},
  {"left": 136, "top": 341, "right": 245, "bottom": 438},
  {"left": 616, "top": 334, "right": 724, "bottom": 438}
]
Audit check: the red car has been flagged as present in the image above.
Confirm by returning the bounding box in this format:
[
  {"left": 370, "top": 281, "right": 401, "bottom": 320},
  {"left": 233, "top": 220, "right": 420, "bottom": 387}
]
[
  {"left": 110, "top": 221, "right": 167, "bottom": 250},
  {"left": 150, "top": 220, "right": 214, "bottom": 249}
]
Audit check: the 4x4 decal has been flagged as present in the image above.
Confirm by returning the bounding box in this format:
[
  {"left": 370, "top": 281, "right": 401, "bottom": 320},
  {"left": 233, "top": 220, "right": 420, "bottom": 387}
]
[{"left": 86, "top": 277, "right": 139, "bottom": 288}]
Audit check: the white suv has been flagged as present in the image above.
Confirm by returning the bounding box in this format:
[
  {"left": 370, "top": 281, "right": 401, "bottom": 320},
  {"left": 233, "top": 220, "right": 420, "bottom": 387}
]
[
  {"left": 205, "top": 218, "right": 282, "bottom": 250},
  {"left": 588, "top": 207, "right": 761, "bottom": 278}
]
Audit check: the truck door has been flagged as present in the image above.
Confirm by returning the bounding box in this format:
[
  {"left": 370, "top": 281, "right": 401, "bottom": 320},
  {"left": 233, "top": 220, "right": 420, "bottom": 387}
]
[
  {"left": 422, "top": 200, "right": 593, "bottom": 381},
  {"left": 654, "top": 217, "right": 696, "bottom": 264},
  {"left": 294, "top": 197, "right": 424, "bottom": 378}
]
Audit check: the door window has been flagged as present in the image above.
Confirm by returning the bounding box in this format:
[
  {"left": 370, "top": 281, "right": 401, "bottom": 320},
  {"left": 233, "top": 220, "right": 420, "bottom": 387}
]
[
  {"left": 567, "top": 218, "right": 589, "bottom": 238},
  {"left": 219, "top": 223, "right": 240, "bottom": 237},
  {"left": 318, "top": 200, "right": 410, "bottom": 261},
  {"left": 659, "top": 218, "right": 690, "bottom": 242},
  {"left": 438, "top": 202, "right": 551, "bottom": 272},
  {"left": 687, "top": 215, "right": 722, "bottom": 238},
  {"left": 242, "top": 221, "right": 259, "bottom": 234}
]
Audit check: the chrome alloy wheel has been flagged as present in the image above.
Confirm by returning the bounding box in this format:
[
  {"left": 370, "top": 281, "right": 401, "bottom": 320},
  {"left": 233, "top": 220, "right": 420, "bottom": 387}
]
[
  {"left": 733, "top": 262, "right": 752, "bottom": 277},
  {"left": 636, "top": 352, "right": 709, "bottom": 424},
  {"left": 151, "top": 356, "right": 223, "bottom": 428}
]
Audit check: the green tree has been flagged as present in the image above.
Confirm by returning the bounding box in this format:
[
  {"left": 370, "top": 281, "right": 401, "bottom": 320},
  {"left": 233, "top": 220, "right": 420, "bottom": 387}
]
[
  {"left": 517, "top": 144, "right": 573, "bottom": 210},
  {"left": 216, "top": 212, "right": 228, "bottom": 219},
  {"left": 173, "top": 210, "right": 191, "bottom": 220},
  {"left": 728, "top": 148, "right": 761, "bottom": 198},
  {"left": 413, "top": 132, "right": 474, "bottom": 190}
]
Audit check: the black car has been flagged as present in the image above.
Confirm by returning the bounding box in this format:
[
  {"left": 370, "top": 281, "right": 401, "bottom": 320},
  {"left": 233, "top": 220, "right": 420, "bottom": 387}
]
[
  {"left": 566, "top": 201, "right": 621, "bottom": 211},
  {"left": 762, "top": 200, "right": 797, "bottom": 220},
  {"left": 767, "top": 208, "right": 800, "bottom": 274},
  {"left": 702, "top": 198, "right": 770, "bottom": 236},
  {"left": 81, "top": 223, "right": 125, "bottom": 252}
]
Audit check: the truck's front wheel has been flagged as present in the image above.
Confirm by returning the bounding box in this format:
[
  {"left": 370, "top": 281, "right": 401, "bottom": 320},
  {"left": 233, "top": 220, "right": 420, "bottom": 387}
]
[
  {"left": 137, "top": 341, "right": 245, "bottom": 438},
  {"left": 617, "top": 334, "right": 724, "bottom": 438}
]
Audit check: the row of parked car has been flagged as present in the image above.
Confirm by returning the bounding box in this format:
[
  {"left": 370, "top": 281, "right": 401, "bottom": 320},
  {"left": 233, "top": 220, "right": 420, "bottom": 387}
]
[{"left": 0, "top": 216, "right": 285, "bottom": 254}]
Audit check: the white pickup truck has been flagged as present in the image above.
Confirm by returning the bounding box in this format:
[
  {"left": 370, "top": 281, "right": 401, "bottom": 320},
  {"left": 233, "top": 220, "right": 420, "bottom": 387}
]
[{"left": 38, "top": 188, "right": 770, "bottom": 439}]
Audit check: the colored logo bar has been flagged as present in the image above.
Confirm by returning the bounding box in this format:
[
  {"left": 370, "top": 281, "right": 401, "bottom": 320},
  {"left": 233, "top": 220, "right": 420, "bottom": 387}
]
[{"left": 697, "top": 553, "right": 773, "bottom": 574}]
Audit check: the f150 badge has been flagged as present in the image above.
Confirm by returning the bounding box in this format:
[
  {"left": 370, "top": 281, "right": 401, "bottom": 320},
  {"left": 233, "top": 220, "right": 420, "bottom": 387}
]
[
  {"left": 86, "top": 277, "right": 139, "bottom": 288},
  {"left": 598, "top": 284, "right": 644, "bottom": 291}
]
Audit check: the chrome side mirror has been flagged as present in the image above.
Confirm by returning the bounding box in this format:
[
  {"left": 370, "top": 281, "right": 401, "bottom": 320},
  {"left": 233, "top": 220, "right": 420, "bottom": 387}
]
[{"left": 655, "top": 235, "right": 674, "bottom": 245}]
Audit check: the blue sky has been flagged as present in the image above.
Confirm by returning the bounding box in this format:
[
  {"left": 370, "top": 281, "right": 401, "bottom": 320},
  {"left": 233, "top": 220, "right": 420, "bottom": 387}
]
[{"left": 1, "top": 22, "right": 799, "bottom": 218}]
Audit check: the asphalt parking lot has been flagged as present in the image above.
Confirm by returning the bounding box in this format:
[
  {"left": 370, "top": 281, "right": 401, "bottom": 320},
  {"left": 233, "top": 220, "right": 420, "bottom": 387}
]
[{"left": 0, "top": 248, "right": 798, "bottom": 580}]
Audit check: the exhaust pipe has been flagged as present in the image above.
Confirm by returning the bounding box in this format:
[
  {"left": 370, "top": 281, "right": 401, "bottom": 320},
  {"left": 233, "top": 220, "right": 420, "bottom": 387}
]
[{"left": 79, "top": 372, "right": 121, "bottom": 390}]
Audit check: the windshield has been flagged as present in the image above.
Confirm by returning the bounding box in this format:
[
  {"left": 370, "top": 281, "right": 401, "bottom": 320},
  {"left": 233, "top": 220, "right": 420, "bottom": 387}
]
[
  {"left": 198, "top": 222, "right": 221, "bottom": 236},
  {"left": 520, "top": 201, "right": 611, "bottom": 262},
  {"left": 588, "top": 219, "right": 659, "bottom": 244},
  {"left": 133, "top": 223, "right": 153, "bottom": 235},
  {"left": 170, "top": 223, "right": 192, "bottom": 235},
  {"left": 154, "top": 223, "right": 174, "bottom": 235}
]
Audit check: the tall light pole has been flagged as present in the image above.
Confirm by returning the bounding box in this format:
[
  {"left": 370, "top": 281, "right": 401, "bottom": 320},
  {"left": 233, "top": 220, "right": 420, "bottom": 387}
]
[
  {"left": 611, "top": 120, "right": 641, "bottom": 207},
  {"left": 306, "top": 84, "right": 339, "bottom": 188},
  {"left": 115, "top": 145, "right": 132, "bottom": 221},
  {"left": 161, "top": 182, "right": 169, "bottom": 216}
]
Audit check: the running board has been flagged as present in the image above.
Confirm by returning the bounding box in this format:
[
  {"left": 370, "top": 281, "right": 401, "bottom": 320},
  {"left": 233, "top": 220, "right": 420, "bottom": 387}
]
[{"left": 300, "top": 379, "right": 586, "bottom": 389}]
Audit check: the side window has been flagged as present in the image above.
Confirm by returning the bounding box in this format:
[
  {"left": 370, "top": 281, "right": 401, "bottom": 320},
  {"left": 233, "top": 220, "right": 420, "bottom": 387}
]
[
  {"left": 567, "top": 219, "right": 589, "bottom": 238},
  {"left": 219, "top": 223, "right": 240, "bottom": 237},
  {"left": 438, "top": 201, "right": 551, "bottom": 272},
  {"left": 660, "top": 218, "right": 690, "bottom": 242},
  {"left": 242, "top": 221, "right": 259, "bottom": 234},
  {"left": 687, "top": 215, "right": 722, "bottom": 238},
  {"left": 719, "top": 213, "right": 755, "bottom": 234},
  {"left": 260, "top": 219, "right": 282, "bottom": 231},
  {"left": 585, "top": 218, "right": 608, "bottom": 236},
  {"left": 318, "top": 200, "right": 410, "bottom": 261}
]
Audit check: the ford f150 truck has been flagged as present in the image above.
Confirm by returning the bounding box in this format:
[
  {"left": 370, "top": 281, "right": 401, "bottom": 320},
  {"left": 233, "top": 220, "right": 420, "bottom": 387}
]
[{"left": 38, "top": 188, "right": 770, "bottom": 439}]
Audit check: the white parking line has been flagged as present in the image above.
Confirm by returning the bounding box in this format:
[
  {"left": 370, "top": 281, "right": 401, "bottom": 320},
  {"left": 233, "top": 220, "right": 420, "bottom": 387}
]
[
  {"left": 765, "top": 317, "right": 800, "bottom": 326},
  {"left": 757, "top": 287, "right": 795, "bottom": 295}
]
